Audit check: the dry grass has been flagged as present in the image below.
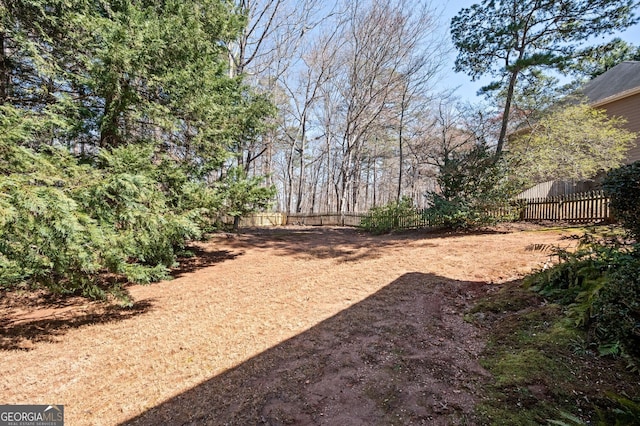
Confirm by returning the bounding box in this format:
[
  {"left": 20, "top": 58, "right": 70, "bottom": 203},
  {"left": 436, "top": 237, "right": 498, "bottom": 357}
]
[{"left": 0, "top": 225, "right": 574, "bottom": 425}]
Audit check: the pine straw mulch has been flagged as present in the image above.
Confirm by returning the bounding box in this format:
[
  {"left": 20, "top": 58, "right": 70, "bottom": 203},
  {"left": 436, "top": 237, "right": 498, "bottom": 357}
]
[{"left": 0, "top": 224, "right": 576, "bottom": 425}]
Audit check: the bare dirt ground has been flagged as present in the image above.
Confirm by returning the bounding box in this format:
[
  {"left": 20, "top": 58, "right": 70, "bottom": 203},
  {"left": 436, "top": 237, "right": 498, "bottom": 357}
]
[{"left": 0, "top": 224, "right": 577, "bottom": 425}]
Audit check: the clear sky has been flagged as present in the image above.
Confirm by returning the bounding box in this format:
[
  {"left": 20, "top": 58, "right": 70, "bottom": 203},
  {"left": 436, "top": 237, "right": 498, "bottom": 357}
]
[{"left": 439, "top": 0, "right": 640, "bottom": 104}]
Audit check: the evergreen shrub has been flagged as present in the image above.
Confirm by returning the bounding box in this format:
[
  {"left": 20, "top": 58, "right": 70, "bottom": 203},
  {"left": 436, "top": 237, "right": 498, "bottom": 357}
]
[
  {"left": 0, "top": 144, "right": 203, "bottom": 302},
  {"left": 602, "top": 161, "right": 640, "bottom": 238},
  {"left": 360, "top": 197, "right": 417, "bottom": 234}
]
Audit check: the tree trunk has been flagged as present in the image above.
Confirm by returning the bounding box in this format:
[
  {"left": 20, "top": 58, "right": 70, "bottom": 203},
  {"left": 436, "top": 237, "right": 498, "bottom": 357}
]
[
  {"left": 397, "top": 90, "right": 407, "bottom": 202},
  {"left": 286, "top": 138, "right": 296, "bottom": 213},
  {"left": 263, "top": 135, "right": 274, "bottom": 186},
  {"left": 0, "top": 31, "right": 8, "bottom": 104},
  {"left": 100, "top": 93, "right": 120, "bottom": 147},
  {"left": 496, "top": 67, "right": 520, "bottom": 157},
  {"left": 351, "top": 159, "right": 361, "bottom": 212},
  {"left": 325, "top": 138, "right": 332, "bottom": 212},
  {"left": 364, "top": 156, "right": 371, "bottom": 209},
  {"left": 373, "top": 156, "right": 378, "bottom": 207},
  {"left": 295, "top": 134, "right": 306, "bottom": 213}
]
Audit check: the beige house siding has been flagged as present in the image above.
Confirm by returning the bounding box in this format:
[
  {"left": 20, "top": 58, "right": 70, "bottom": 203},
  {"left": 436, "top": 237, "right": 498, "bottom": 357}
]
[
  {"left": 597, "top": 92, "right": 640, "bottom": 164},
  {"left": 517, "top": 63, "right": 640, "bottom": 199},
  {"left": 516, "top": 179, "right": 599, "bottom": 199}
]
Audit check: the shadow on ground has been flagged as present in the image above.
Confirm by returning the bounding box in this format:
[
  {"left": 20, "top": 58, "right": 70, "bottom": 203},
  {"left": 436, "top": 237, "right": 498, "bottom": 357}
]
[
  {"left": 215, "top": 227, "right": 464, "bottom": 263},
  {"left": 123, "top": 272, "right": 491, "bottom": 425},
  {"left": 172, "top": 248, "right": 242, "bottom": 278},
  {"left": 0, "top": 299, "right": 153, "bottom": 351},
  {"left": 213, "top": 226, "right": 512, "bottom": 264},
  {"left": 0, "top": 246, "right": 241, "bottom": 351}
]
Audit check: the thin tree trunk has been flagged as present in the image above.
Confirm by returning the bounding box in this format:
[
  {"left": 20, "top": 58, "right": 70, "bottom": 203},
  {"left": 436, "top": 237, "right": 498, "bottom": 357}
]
[
  {"left": 373, "top": 157, "right": 378, "bottom": 207},
  {"left": 295, "top": 134, "right": 306, "bottom": 213},
  {"left": 397, "top": 90, "right": 407, "bottom": 202},
  {"left": 100, "top": 94, "right": 120, "bottom": 147},
  {"left": 324, "top": 138, "right": 330, "bottom": 212},
  {"left": 0, "top": 32, "right": 8, "bottom": 104},
  {"left": 364, "top": 156, "right": 371, "bottom": 209},
  {"left": 310, "top": 158, "right": 321, "bottom": 213},
  {"left": 351, "top": 159, "right": 361, "bottom": 212},
  {"left": 286, "top": 139, "right": 296, "bottom": 213},
  {"left": 339, "top": 149, "right": 353, "bottom": 214},
  {"left": 263, "top": 135, "right": 273, "bottom": 186}
]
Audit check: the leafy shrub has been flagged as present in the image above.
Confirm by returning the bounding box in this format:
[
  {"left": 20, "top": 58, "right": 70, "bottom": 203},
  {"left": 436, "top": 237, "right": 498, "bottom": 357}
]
[
  {"left": 527, "top": 232, "right": 640, "bottom": 365},
  {"left": 425, "top": 194, "right": 495, "bottom": 229},
  {"left": 77, "top": 146, "right": 202, "bottom": 267},
  {"left": 424, "top": 143, "right": 521, "bottom": 229},
  {"left": 0, "top": 139, "right": 278, "bottom": 302},
  {"left": 0, "top": 176, "right": 101, "bottom": 292},
  {"left": 592, "top": 257, "right": 640, "bottom": 360},
  {"left": 602, "top": 161, "right": 640, "bottom": 238},
  {"left": 0, "top": 144, "right": 205, "bottom": 302},
  {"left": 215, "top": 167, "right": 276, "bottom": 231},
  {"left": 527, "top": 160, "right": 640, "bottom": 368},
  {"left": 360, "top": 197, "right": 418, "bottom": 234}
]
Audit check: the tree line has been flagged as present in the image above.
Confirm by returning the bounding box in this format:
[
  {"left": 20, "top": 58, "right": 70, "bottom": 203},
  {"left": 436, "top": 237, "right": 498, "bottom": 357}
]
[
  {"left": 3, "top": 0, "right": 636, "bottom": 213},
  {"left": 235, "top": 0, "right": 639, "bottom": 213},
  {"left": 1, "top": 0, "right": 638, "bottom": 298},
  {"left": 0, "top": 0, "right": 275, "bottom": 299}
]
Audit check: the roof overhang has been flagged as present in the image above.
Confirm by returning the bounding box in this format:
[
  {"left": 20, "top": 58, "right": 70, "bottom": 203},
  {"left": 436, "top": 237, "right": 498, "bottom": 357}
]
[{"left": 590, "top": 85, "right": 640, "bottom": 107}]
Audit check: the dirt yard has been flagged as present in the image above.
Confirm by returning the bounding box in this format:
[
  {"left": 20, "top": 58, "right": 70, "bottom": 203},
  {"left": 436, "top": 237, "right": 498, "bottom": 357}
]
[{"left": 0, "top": 225, "right": 577, "bottom": 425}]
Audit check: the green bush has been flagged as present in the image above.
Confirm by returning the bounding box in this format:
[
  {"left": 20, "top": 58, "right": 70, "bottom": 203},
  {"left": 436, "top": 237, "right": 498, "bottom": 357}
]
[
  {"left": 602, "top": 161, "right": 640, "bottom": 238},
  {"left": 360, "top": 197, "right": 418, "bottom": 234},
  {"left": 425, "top": 194, "right": 495, "bottom": 229},
  {"left": 77, "top": 146, "right": 202, "bottom": 267},
  {"left": 527, "top": 159, "right": 640, "bottom": 367},
  {"left": 527, "top": 233, "right": 640, "bottom": 365},
  {"left": 0, "top": 177, "right": 101, "bottom": 292},
  {"left": 215, "top": 167, "right": 276, "bottom": 231},
  {"left": 0, "top": 144, "right": 205, "bottom": 302},
  {"left": 592, "top": 256, "right": 640, "bottom": 360},
  {"left": 424, "top": 143, "right": 521, "bottom": 229},
  {"left": 0, "top": 139, "right": 278, "bottom": 302}
]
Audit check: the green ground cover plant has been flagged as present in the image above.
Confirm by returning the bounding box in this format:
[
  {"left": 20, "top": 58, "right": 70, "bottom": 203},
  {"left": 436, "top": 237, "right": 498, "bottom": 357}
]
[
  {"left": 472, "top": 162, "right": 640, "bottom": 424},
  {"left": 469, "top": 279, "right": 640, "bottom": 425}
]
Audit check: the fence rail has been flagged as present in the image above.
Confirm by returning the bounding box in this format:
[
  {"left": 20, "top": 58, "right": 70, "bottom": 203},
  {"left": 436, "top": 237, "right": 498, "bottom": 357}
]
[
  {"left": 286, "top": 212, "right": 364, "bottom": 226},
  {"left": 221, "top": 213, "right": 287, "bottom": 227},
  {"left": 226, "top": 191, "right": 612, "bottom": 229},
  {"left": 222, "top": 212, "right": 366, "bottom": 227},
  {"left": 519, "top": 190, "right": 611, "bottom": 223}
]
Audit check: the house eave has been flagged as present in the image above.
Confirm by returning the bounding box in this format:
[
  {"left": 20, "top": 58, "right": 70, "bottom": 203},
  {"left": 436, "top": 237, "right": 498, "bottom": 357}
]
[{"left": 590, "top": 85, "right": 640, "bottom": 107}]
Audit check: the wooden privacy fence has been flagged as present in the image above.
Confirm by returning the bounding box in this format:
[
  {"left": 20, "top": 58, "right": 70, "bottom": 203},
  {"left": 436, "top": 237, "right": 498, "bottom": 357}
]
[
  {"left": 286, "top": 212, "right": 364, "bottom": 226},
  {"left": 222, "top": 212, "right": 365, "bottom": 227},
  {"left": 356, "top": 191, "right": 612, "bottom": 229},
  {"left": 221, "top": 213, "right": 287, "bottom": 227},
  {"left": 359, "top": 210, "right": 444, "bottom": 230},
  {"left": 227, "top": 190, "right": 612, "bottom": 228},
  {"left": 518, "top": 190, "right": 611, "bottom": 223}
]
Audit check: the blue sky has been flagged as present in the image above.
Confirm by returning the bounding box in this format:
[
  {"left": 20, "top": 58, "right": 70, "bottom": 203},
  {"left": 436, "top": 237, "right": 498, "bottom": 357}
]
[{"left": 439, "top": 0, "right": 640, "bottom": 104}]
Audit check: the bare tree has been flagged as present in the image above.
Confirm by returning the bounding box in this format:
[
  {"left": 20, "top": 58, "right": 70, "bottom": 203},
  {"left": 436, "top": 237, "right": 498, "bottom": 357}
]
[
  {"left": 260, "top": 0, "right": 446, "bottom": 213},
  {"left": 324, "top": 0, "right": 443, "bottom": 213},
  {"left": 225, "top": 0, "right": 328, "bottom": 174},
  {"left": 278, "top": 27, "right": 341, "bottom": 212}
]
